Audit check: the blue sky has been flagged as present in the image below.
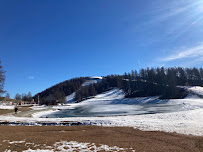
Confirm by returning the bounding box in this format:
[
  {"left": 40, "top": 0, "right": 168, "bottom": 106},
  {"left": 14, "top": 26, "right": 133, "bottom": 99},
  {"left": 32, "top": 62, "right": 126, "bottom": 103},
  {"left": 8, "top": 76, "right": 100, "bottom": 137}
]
[{"left": 1, "top": 0, "right": 203, "bottom": 98}]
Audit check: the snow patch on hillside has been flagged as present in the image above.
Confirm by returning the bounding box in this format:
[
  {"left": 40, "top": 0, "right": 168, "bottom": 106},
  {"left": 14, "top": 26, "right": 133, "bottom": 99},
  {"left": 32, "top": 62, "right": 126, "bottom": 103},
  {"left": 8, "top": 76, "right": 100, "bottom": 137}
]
[
  {"left": 179, "top": 86, "right": 203, "bottom": 96},
  {"left": 76, "top": 88, "right": 163, "bottom": 105},
  {"left": 81, "top": 88, "right": 125, "bottom": 104},
  {"left": 66, "top": 92, "right": 75, "bottom": 103},
  {"left": 188, "top": 86, "right": 203, "bottom": 96}
]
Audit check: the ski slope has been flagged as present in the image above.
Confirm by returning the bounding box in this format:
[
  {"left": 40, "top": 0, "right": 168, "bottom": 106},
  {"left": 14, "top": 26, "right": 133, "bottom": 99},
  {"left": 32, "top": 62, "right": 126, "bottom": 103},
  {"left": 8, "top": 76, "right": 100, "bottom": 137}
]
[{"left": 65, "top": 77, "right": 102, "bottom": 103}]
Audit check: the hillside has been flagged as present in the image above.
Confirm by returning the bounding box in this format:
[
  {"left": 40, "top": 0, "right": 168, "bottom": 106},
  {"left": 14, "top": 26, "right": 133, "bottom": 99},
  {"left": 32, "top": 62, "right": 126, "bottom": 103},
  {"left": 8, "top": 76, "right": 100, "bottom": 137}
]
[
  {"left": 34, "top": 67, "right": 203, "bottom": 104},
  {"left": 33, "top": 77, "right": 86, "bottom": 104}
]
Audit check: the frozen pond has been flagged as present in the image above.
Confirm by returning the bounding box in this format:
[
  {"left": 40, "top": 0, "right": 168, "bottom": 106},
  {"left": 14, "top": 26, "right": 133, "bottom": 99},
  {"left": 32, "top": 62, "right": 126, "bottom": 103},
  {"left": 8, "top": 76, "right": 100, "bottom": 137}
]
[{"left": 45, "top": 103, "right": 184, "bottom": 118}]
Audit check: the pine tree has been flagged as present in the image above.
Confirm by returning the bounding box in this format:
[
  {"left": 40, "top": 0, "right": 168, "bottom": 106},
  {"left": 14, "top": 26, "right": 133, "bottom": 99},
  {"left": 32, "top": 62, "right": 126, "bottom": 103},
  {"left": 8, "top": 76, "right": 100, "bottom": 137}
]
[
  {"left": 22, "top": 93, "right": 28, "bottom": 101},
  {"left": 89, "top": 85, "right": 97, "bottom": 96},
  {"left": 5, "top": 93, "right": 10, "bottom": 99},
  {"left": 0, "top": 60, "right": 5, "bottom": 97},
  {"left": 15, "top": 93, "right": 22, "bottom": 100},
  {"left": 75, "top": 92, "right": 82, "bottom": 102},
  {"left": 27, "top": 92, "right": 32, "bottom": 101}
]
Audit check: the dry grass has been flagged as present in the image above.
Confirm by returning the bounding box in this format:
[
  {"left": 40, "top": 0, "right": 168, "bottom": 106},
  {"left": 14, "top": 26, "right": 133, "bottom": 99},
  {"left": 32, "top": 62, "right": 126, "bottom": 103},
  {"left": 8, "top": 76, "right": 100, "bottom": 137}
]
[
  {"left": 0, "top": 125, "right": 202, "bottom": 151},
  {"left": 0, "top": 109, "right": 13, "bottom": 115},
  {"left": 18, "top": 106, "right": 32, "bottom": 113},
  {"left": 0, "top": 106, "right": 32, "bottom": 116}
]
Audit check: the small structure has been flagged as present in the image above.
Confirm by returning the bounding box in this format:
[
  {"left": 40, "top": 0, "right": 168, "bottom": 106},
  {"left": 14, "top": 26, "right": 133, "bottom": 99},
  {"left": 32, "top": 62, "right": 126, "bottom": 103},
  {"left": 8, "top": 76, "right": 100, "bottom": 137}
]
[{"left": 45, "top": 94, "right": 57, "bottom": 105}]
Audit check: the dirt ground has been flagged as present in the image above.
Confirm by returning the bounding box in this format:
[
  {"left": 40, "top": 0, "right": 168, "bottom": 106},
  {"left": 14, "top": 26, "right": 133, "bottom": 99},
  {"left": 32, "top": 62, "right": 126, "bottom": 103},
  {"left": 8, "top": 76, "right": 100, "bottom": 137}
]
[
  {"left": 0, "top": 125, "right": 202, "bottom": 152},
  {"left": 0, "top": 109, "right": 13, "bottom": 115},
  {"left": 0, "top": 106, "right": 32, "bottom": 116}
]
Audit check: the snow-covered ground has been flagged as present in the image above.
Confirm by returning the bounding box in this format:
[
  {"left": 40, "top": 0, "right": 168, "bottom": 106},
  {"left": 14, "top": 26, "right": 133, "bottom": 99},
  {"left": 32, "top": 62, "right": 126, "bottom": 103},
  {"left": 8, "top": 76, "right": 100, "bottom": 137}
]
[
  {"left": 1, "top": 87, "right": 203, "bottom": 136},
  {"left": 0, "top": 105, "right": 14, "bottom": 110},
  {"left": 32, "top": 109, "right": 59, "bottom": 118},
  {"left": 179, "top": 86, "right": 203, "bottom": 95},
  {"left": 187, "top": 86, "right": 203, "bottom": 95}
]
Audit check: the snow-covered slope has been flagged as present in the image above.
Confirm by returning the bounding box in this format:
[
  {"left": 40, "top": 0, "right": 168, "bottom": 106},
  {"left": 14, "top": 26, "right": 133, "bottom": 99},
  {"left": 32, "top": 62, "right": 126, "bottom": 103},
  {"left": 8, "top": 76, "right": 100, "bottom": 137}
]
[
  {"left": 81, "top": 88, "right": 125, "bottom": 104},
  {"left": 187, "top": 86, "right": 203, "bottom": 96},
  {"left": 179, "top": 86, "right": 203, "bottom": 96},
  {"left": 65, "top": 77, "right": 102, "bottom": 103},
  {"left": 66, "top": 92, "right": 75, "bottom": 103},
  {"left": 80, "top": 88, "right": 163, "bottom": 105}
]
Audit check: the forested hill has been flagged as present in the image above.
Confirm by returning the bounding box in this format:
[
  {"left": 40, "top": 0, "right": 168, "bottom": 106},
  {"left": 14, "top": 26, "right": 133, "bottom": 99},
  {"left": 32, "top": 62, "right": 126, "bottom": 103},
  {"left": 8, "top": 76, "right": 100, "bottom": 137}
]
[
  {"left": 34, "top": 67, "right": 203, "bottom": 104},
  {"left": 33, "top": 77, "right": 86, "bottom": 103}
]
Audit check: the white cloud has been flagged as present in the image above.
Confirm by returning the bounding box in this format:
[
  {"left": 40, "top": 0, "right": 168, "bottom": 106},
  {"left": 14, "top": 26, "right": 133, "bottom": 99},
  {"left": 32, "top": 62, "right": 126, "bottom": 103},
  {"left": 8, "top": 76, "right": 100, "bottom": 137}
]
[{"left": 161, "top": 44, "right": 203, "bottom": 62}]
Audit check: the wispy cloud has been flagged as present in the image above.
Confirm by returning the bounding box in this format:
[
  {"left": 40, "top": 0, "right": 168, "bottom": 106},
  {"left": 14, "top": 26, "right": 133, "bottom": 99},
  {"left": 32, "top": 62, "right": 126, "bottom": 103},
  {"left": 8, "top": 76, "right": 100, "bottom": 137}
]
[
  {"left": 28, "top": 76, "right": 34, "bottom": 79},
  {"left": 160, "top": 44, "right": 203, "bottom": 63},
  {"left": 154, "top": 5, "right": 191, "bottom": 22},
  {"left": 129, "top": 0, "right": 203, "bottom": 45}
]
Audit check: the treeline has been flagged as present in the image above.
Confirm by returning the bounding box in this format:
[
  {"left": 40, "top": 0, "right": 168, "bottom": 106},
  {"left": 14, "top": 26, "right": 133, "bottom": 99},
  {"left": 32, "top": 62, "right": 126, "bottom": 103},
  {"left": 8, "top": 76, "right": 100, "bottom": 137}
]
[
  {"left": 15, "top": 92, "right": 32, "bottom": 101},
  {"left": 75, "top": 67, "right": 203, "bottom": 102},
  {"left": 33, "top": 77, "right": 86, "bottom": 104}
]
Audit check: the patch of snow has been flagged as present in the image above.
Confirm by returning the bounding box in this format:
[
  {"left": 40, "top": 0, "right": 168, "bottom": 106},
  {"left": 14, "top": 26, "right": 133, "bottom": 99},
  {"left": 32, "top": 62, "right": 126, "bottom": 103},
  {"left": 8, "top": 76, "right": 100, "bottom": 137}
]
[
  {"left": 52, "top": 105, "right": 74, "bottom": 110},
  {"left": 65, "top": 92, "right": 75, "bottom": 103},
  {"left": 81, "top": 88, "right": 125, "bottom": 104},
  {"left": 23, "top": 149, "right": 52, "bottom": 152},
  {"left": 82, "top": 80, "right": 98, "bottom": 87},
  {"left": 188, "top": 86, "right": 203, "bottom": 96},
  {"left": 179, "top": 86, "right": 203, "bottom": 96},
  {"left": 3, "top": 140, "right": 25, "bottom": 144},
  {"left": 89, "top": 76, "right": 103, "bottom": 79},
  {"left": 168, "top": 96, "right": 203, "bottom": 110},
  {"left": 31, "top": 105, "right": 47, "bottom": 110},
  {"left": 32, "top": 110, "right": 59, "bottom": 118},
  {"left": 22, "top": 141, "right": 132, "bottom": 152},
  {"left": 0, "top": 105, "right": 14, "bottom": 110}
]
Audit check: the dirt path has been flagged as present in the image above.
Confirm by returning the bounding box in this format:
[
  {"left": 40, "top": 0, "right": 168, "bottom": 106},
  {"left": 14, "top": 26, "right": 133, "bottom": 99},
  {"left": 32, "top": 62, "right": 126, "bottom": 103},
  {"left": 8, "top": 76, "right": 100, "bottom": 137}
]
[{"left": 0, "top": 125, "right": 202, "bottom": 152}]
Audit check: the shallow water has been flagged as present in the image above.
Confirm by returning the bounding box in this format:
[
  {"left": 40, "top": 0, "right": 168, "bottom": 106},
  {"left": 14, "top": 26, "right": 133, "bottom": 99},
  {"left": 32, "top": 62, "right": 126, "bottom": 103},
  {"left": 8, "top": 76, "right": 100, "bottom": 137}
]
[{"left": 45, "top": 103, "right": 184, "bottom": 118}]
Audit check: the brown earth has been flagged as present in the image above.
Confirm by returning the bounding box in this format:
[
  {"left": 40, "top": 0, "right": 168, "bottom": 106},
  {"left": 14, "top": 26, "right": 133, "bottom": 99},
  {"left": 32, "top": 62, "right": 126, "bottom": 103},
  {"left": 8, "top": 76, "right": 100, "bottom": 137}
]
[
  {"left": 0, "top": 109, "right": 13, "bottom": 115},
  {"left": 0, "top": 125, "right": 202, "bottom": 152},
  {"left": 0, "top": 106, "right": 32, "bottom": 116}
]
